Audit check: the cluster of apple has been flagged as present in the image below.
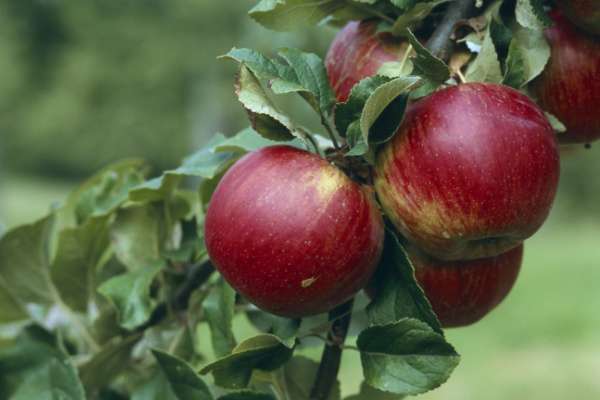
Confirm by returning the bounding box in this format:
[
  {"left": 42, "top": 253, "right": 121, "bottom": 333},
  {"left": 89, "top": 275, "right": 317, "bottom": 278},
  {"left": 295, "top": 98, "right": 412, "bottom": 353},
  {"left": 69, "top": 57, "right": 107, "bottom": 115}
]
[{"left": 204, "top": 1, "right": 598, "bottom": 327}]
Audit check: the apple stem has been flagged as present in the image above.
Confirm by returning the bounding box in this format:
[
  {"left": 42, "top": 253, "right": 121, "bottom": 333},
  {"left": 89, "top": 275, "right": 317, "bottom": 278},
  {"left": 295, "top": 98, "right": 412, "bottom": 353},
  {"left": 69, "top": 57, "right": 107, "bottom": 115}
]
[
  {"left": 309, "top": 298, "right": 354, "bottom": 400},
  {"left": 324, "top": 121, "right": 341, "bottom": 151},
  {"left": 425, "top": 0, "right": 477, "bottom": 62}
]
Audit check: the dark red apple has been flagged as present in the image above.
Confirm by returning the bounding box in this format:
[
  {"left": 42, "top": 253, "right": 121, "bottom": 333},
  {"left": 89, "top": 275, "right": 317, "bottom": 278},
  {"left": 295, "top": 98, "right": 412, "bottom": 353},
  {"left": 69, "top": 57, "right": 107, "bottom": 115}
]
[
  {"left": 204, "top": 145, "right": 384, "bottom": 318},
  {"left": 552, "top": 0, "right": 600, "bottom": 35},
  {"left": 325, "top": 20, "right": 413, "bottom": 103},
  {"left": 529, "top": 9, "right": 600, "bottom": 145},
  {"left": 407, "top": 240, "right": 523, "bottom": 328},
  {"left": 374, "top": 82, "right": 560, "bottom": 261}
]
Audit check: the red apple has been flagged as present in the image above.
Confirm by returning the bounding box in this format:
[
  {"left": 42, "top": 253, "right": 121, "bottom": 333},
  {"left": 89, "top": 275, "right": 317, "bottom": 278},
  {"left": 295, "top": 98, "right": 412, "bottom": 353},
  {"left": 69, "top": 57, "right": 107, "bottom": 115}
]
[
  {"left": 325, "top": 20, "right": 413, "bottom": 103},
  {"left": 407, "top": 240, "right": 523, "bottom": 328},
  {"left": 204, "top": 145, "right": 384, "bottom": 318},
  {"left": 529, "top": 9, "right": 600, "bottom": 145},
  {"left": 552, "top": 0, "right": 600, "bottom": 35},
  {"left": 374, "top": 82, "right": 560, "bottom": 261}
]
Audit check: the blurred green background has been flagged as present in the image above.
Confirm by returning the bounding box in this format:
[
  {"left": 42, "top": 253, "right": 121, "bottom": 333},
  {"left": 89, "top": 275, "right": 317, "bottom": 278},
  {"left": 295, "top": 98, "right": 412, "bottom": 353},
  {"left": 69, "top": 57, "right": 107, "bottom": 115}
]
[{"left": 1, "top": 0, "right": 600, "bottom": 399}]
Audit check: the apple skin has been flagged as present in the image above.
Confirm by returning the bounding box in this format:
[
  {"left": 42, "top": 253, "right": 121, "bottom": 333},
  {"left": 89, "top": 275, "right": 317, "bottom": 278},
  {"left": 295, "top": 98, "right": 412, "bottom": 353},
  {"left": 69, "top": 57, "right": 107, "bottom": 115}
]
[
  {"left": 367, "top": 239, "right": 523, "bottom": 328},
  {"left": 373, "top": 82, "right": 560, "bottom": 261},
  {"left": 552, "top": 0, "right": 600, "bottom": 35},
  {"left": 204, "top": 145, "right": 385, "bottom": 318},
  {"left": 529, "top": 9, "right": 600, "bottom": 145},
  {"left": 325, "top": 20, "right": 412, "bottom": 103}
]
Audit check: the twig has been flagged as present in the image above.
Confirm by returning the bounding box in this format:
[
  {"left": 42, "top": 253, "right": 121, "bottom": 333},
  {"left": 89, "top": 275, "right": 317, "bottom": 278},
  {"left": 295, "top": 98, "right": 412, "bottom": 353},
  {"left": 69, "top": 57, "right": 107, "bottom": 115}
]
[
  {"left": 309, "top": 298, "right": 354, "bottom": 400},
  {"left": 425, "top": 0, "right": 477, "bottom": 62}
]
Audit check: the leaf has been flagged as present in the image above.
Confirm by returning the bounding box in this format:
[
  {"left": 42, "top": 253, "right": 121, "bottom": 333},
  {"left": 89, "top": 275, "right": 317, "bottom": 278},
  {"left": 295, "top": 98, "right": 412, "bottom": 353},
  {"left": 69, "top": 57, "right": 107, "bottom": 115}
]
[
  {"left": 78, "top": 333, "right": 142, "bottom": 392},
  {"left": 403, "top": 29, "right": 450, "bottom": 98},
  {"left": 0, "top": 216, "right": 54, "bottom": 306},
  {"left": 501, "top": 38, "right": 525, "bottom": 89},
  {"left": 199, "top": 334, "right": 294, "bottom": 389},
  {"left": 109, "top": 204, "right": 161, "bottom": 271},
  {"left": 366, "top": 226, "right": 442, "bottom": 335},
  {"left": 97, "top": 261, "right": 162, "bottom": 330},
  {"left": 391, "top": 1, "right": 451, "bottom": 34},
  {"left": 508, "top": 17, "right": 551, "bottom": 85},
  {"left": 235, "top": 63, "right": 308, "bottom": 143},
  {"left": 279, "top": 356, "right": 341, "bottom": 400},
  {"left": 249, "top": 0, "right": 360, "bottom": 31},
  {"left": 49, "top": 215, "right": 111, "bottom": 312},
  {"left": 357, "top": 319, "right": 460, "bottom": 396},
  {"left": 270, "top": 316, "right": 301, "bottom": 349},
  {"left": 74, "top": 167, "right": 145, "bottom": 223},
  {"left": 278, "top": 47, "right": 337, "bottom": 122},
  {"left": 128, "top": 133, "right": 240, "bottom": 203},
  {"left": 345, "top": 381, "right": 407, "bottom": 399},
  {"left": 203, "top": 282, "right": 237, "bottom": 359},
  {"left": 151, "top": 350, "right": 214, "bottom": 400},
  {"left": 0, "top": 283, "right": 27, "bottom": 323},
  {"left": 0, "top": 325, "right": 85, "bottom": 400},
  {"left": 515, "top": 0, "right": 553, "bottom": 29},
  {"left": 360, "top": 76, "right": 421, "bottom": 144},
  {"left": 464, "top": 27, "right": 503, "bottom": 84}
]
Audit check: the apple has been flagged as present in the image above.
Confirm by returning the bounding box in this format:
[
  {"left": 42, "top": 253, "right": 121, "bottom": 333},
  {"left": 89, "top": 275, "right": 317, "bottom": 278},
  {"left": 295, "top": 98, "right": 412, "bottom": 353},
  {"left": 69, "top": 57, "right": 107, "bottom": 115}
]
[
  {"left": 373, "top": 82, "right": 560, "bottom": 261},
  {"left": 552, "top": 0, "right": 600, "bottom": 35},
  {"left": 325, "top": 19, "right": 413, "bottom": 103},
  {"left": 529, "top": 9, "right": 600, "bottom": 145},
  {"left": 367, "top": 239, "right": 523, "bottom": 328},
  {"left": 204, "top": 145, "right": 385, "bottom": 318}
]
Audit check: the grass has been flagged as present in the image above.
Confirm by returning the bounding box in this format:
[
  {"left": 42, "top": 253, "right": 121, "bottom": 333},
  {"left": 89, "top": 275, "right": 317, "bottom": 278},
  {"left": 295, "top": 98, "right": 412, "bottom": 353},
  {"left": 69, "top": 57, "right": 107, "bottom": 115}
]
[{"left": 1, "top": 167, "right": 600, "bottom": 399}]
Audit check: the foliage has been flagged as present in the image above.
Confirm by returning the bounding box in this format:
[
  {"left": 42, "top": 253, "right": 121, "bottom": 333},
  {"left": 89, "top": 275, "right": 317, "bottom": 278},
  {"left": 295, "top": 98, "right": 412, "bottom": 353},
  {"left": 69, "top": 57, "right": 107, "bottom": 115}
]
[{"left": 0, "top": 0, "right": 593, "bottom": 399}]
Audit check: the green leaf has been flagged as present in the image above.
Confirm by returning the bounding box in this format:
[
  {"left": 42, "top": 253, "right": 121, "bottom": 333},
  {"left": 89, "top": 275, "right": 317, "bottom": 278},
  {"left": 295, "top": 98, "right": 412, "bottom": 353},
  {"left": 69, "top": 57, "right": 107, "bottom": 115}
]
[
  {"left": 78, "top": 333, "right": 142, "bottom": 392},
  {"left": 403, "top": 29, "right": 450, "bottom": 98},
  {"left": 97, "top": 261, "right": 162, "bottom": 330},
  {"left": 203, "top": 282, "right": 237, "bottom": 359},
  {"left": 0, "top": 216, "right": 54, "bottom": 306},
  {"left": 279, "top": 356, "right": 341, "bottom": 400},
  {"left": 366, "top": 226, "right": 442, "bottom": 335},
  {"left": 501, "top": 38, "right": 525, "bottom": 89},
  {"left": 277, "top": 47, "right": 336, "bottom": 121},
  {"left": 464, "top": 28, "right": 503, "bottom": 84},
  {"left": 0, "top": 325, "right": 85, "bottom": 400},
  {"left": 235, "top": 63, "right": 308, "bottom": 143},
  {"left": 109, "top": 204, "right": 161, "bottom": 271},
  {"left": 49, "top": 215, "right": 110, "bottom": 312},
  {"left": 199, "top": 334, "right": 294, "bottom": 389},
  {"left": 515, "top": 0, "right": 553, "bottom": 29},
  {"left": 0, "top": 283, "right": 27, "bottom": 323},
  {"left": 218, "top": 391, "right": 276, "bottom": 400},
  {"left": 360, "top": 76, "right": 421, "bottom": 144},
  {"left": 345, "top": 381, "right": 407, "bottom": 399},
  {"left": 357, "top": 319, "right": 460, "bottom": 396},
  {"left": 74, "top": 166, "right": 145, "bottom": 223},
  {"left": 249, "top": 0, "right": 362, "bottom": 31},
  {"left": 335, "top": 75, "right": 392, "bottom": 139},
  {"left": 391, "top": 1, "right": 451, "bottom": 34},
  {"left": 129, "top": 132, "right": 243, "bottom": 203},
  {"left": 507, "top": 17, "right": 551, "bottom": 85},
  {"left": 152, "top": 350, "right": 214, "bottom": 400},
  {"left": 270, "top": 317, "right": 301, "bottom": 349}
]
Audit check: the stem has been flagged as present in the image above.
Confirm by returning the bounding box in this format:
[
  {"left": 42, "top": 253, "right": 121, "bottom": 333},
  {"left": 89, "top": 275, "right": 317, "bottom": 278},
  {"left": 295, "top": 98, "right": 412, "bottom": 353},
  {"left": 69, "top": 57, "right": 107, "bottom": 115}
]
[
  {"left": 323, "top": 121, "right": 341, "bottom": 151},
  {"left": 134, "top": 260, "right": 216, "bottom": 333},
  {"left": 309, "top": 298, "right": 354, "bottom": 400},
  {"left": 425, "top": 0, "right": 477, "bottom": 62}
]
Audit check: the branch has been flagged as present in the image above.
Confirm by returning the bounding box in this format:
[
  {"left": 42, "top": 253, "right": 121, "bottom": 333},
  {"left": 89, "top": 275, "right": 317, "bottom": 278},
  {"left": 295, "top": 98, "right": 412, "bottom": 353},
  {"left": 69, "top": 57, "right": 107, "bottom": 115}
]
[
  {"left": 309, "top": 298, "right": 354, "bottom": 400},
  {"left": 425, "top": 0, "right": 477, "bottom": 62},
  {"left": 134, "top": 260, "right": 216, "bottom": 333}
]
